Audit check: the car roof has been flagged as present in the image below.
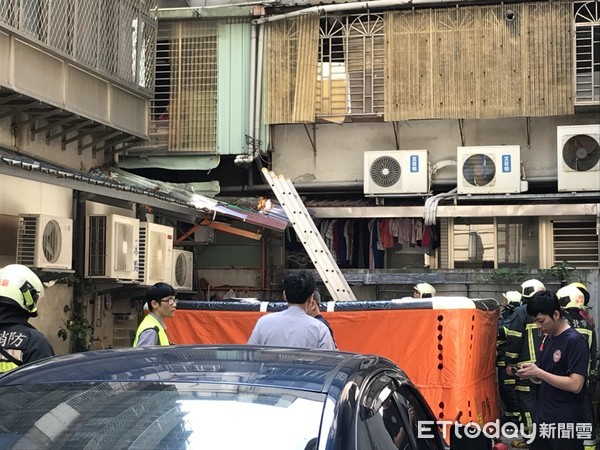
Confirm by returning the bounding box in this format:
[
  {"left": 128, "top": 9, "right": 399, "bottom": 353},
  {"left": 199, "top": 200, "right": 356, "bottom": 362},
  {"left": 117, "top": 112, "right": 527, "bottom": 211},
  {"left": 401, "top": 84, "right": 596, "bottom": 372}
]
[{"left": 0, "top": 345, "right": 406, "bottom": 393}]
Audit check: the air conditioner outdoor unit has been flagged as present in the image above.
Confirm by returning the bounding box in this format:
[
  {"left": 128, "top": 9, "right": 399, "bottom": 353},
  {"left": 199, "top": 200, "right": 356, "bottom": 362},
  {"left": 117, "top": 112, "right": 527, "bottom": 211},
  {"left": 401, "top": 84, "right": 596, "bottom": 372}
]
[
  {"left": 85, "top": 214, "right": 139, "bottom": 280},
  {"left": 364, "top": 150, "right": 429, "bottom": 195},
  {"left": 457, "top": 146, "right": 527, "bottom": 194},
  {"left": 16, "top": 214, "right": 73, "bottom": 270},
  {"left": 556, "top": 124, "right": 600, "bottom": 192},
  {"left": 138, "top": 222, "right": 174, "bottom": 286},
  {"left": 172, "top": 249, "right": 193, "bottom": 291}
]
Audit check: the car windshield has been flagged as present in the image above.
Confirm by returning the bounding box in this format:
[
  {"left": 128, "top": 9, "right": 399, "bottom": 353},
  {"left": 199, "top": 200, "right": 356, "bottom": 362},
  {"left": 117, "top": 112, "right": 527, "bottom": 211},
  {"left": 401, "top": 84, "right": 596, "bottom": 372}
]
[{"left": 0, "top": 382, "right": 326, "bottom": 450}]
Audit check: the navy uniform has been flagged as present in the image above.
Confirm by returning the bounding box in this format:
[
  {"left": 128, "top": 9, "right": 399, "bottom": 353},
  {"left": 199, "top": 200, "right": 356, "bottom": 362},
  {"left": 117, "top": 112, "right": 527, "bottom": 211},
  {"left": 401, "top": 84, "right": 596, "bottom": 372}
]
[
  {"left": 0, "top": 264, "right": 54, "bottom": 373},
  {"left": 497, "top": 291, "right": 522, "bottom": 425}
]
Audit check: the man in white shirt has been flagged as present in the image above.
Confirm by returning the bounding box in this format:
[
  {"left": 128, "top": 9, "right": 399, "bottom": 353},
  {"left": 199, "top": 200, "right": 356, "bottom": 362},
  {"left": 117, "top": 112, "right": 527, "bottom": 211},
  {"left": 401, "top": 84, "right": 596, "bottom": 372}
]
[{"left": 247, "top": 271, "right": 336, "bottom": 350}]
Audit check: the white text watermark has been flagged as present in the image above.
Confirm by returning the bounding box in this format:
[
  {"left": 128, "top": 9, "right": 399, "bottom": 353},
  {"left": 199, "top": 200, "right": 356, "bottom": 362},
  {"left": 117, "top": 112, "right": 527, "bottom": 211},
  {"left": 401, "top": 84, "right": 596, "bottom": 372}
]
[{"left": 417, "top": 420, "right": 593, "bottom": 443}]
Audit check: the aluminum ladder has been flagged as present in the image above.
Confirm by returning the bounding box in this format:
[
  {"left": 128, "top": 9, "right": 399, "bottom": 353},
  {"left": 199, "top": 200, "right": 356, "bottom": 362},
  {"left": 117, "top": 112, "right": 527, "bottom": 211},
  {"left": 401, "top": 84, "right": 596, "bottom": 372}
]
[{"left": 262, "top": 168, "right": 356, "bottom": 301}]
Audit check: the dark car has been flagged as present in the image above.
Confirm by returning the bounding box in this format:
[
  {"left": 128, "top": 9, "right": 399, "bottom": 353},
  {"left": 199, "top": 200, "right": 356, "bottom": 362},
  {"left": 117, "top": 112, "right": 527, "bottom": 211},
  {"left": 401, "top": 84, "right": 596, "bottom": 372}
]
[{"left": 0, "top": 345, "right": 449, "bottom": 449}]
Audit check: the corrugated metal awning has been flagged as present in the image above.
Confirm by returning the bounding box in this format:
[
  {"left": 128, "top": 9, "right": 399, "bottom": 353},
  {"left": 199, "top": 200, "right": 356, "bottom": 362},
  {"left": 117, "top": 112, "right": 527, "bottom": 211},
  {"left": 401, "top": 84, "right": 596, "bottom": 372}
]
[{"left": 0, "top": 148, "right": 288, "bottom": 233}]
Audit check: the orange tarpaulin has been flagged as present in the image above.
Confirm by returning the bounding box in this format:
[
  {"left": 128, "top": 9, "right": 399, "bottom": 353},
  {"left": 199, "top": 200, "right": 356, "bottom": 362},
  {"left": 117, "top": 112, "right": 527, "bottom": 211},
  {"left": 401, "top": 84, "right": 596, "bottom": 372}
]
[{"left": 165, "top": 306, "right": 500, "bottom": 425}]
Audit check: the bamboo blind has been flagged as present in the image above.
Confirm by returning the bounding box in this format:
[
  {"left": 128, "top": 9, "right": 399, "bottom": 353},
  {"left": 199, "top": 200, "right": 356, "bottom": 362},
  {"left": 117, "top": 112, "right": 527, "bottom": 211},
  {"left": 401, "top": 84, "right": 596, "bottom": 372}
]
[
  {"left": 264, "top": 16, "right": 319, "bottom": 124},
  {"left": 385, "top": 1, "right": 573, "bottom": 120}
]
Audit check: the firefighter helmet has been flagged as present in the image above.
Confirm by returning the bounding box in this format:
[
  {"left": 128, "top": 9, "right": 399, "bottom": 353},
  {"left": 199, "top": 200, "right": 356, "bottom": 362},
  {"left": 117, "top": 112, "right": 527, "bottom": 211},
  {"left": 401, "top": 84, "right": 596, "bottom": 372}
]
[
  {"left": 414, "top": 283, "right": 436, "bottom": 298},
  {"left": 502, "top": 291, "right": 522, "bottom": 306},
  {"left": 521, "top": 279, "right": 545, "bottom": 298},
  {"left": 556, "top": 284, "right": 585, "bottom": 309},
  {"left": 0, "top": 264, "right": 44, "bottom": 315},
  {"left": 569, "top": 282, "right": 590, "bottom": 307}
]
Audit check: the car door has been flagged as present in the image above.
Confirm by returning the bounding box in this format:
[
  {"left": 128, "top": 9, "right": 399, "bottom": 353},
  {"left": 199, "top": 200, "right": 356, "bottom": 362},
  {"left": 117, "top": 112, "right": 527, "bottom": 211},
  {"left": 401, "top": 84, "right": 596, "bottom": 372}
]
[{"left": 356, "top": 372, "right": 448, "bottom": 450}]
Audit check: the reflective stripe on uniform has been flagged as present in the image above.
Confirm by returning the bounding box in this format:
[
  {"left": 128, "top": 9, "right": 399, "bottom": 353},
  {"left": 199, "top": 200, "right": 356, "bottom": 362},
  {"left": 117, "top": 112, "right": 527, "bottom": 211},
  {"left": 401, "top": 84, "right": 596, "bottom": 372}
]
[
  {"left": 525, "top": 323, "right": 537, "bottom": 361},
  {"left": 0, "top": 361, "right": 18, "bottom": 373}
]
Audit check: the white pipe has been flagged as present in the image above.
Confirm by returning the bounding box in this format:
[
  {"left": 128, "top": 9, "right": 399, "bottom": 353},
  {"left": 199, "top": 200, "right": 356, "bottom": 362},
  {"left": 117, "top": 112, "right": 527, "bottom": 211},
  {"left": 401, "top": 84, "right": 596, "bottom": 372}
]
[
  {"left": 251, "top": 0, "right": 471, "bottom": 24},
  {"left": 254, "top": 24, "right": 265, "bottom": 154},
  {"left": 248, "top": 24, "right": 257, "bottom": 155},
  {"left": 424, "top": 188, "right": 458, "bottom": 226}
]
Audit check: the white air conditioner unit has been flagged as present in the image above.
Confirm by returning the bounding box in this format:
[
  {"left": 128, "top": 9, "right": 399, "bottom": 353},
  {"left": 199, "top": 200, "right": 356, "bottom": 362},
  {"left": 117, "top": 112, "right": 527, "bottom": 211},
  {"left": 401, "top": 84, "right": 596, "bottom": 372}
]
[
  {"left": 16, "top": 214, "right": 73, "bottom": 270},
  {"left": 85, "top": 214, "right": 139, "bottom": 280},
  {"left": 457, "top": 146, "right": 527, "bottom": 194},
  {"left": 364, "top": 150, "right": 429, "bottom": 195},
  {"left": 557, "top": 125, "right": 600, "bottom": 192},
  {"left": 172, "top": 249, "right": 193, "bottom": 291},
  {"left": 138, "top": 222, "right": 174, "bottom": 286}
]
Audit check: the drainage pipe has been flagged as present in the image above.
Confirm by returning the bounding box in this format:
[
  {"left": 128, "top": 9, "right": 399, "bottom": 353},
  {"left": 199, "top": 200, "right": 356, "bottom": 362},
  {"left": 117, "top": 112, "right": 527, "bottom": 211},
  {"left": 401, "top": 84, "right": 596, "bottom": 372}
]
[
  {"left": 254, "top": 24, "right": 265, "bottom": 154},
  {"left": 252, "top": 0, "right": 479, "bottom": 24}
]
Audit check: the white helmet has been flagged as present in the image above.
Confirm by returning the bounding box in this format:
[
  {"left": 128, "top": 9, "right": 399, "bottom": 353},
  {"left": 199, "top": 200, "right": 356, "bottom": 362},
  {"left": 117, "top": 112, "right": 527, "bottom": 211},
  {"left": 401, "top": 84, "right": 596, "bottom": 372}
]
[
  {"left": 569, "top": 282, "right": 590, "bottom": 306},
  {"left": 556, "top": 285, "right": 584, "bottom": 309},
  {"left": 0, "top": 264, "right": 44, "bottom": 315},
  {"left": 502, "top": 291, "right": 522, "bottom": 306},
  {"left": 521, "top": 279, "right": 545, "bottom": 299},
  {"left": 414, "top": 283, "right": 436, "bottom": 298}
]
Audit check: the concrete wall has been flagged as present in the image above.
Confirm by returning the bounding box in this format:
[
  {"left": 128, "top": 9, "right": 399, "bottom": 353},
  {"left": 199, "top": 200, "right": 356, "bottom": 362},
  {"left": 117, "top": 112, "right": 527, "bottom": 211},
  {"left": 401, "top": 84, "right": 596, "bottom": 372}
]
[
  {"left": 271, "top": 114, "right": 600, "bottom": 182},
  {"left": 0, "top": 117, "right": 105, "bottom": 172}
]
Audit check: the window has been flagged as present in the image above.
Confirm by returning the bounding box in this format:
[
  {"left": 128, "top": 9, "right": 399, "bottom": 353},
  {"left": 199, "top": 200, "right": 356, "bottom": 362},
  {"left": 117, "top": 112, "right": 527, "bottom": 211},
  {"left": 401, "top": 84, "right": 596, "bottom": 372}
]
[
  {"left": 0, "top": 382, "right": 326, "bottom": 449},
  {"left": 453, "top": 218, "right": 495, "bottom": 269},
  {"left": 552, "top": 218, "right": 599, "bottom": 268},
  {"left": 575, "top": 1, "right": 600, "bottom": 104},
  {"left": 317, "top": 13, "right": 385, "bottom": 118},
  {"left": 149, "top": 21, "right": 218, "bottom": 152},
  {"left": 449, "top": 217, "right": 540, "bottom": 269}
]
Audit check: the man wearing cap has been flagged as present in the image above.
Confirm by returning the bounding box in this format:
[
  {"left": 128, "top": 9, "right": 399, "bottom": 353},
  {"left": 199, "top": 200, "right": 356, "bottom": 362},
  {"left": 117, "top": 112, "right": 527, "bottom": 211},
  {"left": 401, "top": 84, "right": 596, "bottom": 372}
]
[
  {"left": 133, "top": 282, "right": 177, "bottom": 347},
  {"left": 503, "top": 279, "right": 546, "bottom": 448}
]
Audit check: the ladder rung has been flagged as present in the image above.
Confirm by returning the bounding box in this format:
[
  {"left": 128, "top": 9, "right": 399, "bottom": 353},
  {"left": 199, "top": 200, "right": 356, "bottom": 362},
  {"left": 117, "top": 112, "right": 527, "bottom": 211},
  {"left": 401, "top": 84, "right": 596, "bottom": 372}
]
[{"left": 263, "top": 168, "right": 356, "bottom": 301}]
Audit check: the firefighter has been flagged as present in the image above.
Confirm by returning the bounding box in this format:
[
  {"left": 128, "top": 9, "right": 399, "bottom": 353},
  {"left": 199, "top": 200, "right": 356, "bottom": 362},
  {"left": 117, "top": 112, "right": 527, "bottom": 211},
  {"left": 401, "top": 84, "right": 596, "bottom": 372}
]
[
  {"left": 557, "top": 284, "right": 598, "bottom": 450},
  {"left": 504, "top": 279, "right": 546, "bottom": 449},
  {"left": 413, "top": 283, "right": 436, "bottom": 299},
  {"left": 497, "top": 291, "right": 522, "bottom": 425},
  {"left": 0, "top": 264, "right": 54, "bottom": 373}
]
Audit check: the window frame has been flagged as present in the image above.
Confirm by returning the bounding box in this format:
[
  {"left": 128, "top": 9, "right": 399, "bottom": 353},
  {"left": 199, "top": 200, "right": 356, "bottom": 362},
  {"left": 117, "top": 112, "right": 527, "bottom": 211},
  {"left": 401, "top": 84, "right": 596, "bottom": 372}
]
[
  {"left": 316, "top": 13, "right": 385, "bottom": 119},
  {"left": 574, "top": 1, "right": 600, "bottom": 105},
  {"left": 446, "top": 217, "right": 542, "bottom": 269}
]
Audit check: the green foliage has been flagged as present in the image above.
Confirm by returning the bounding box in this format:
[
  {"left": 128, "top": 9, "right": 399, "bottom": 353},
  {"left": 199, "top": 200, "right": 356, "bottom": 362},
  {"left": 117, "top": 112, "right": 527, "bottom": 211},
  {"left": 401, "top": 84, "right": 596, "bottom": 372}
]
[
  {"left": 489, "top": 261, "right": 581, "bottom": 285},
  {"left": 57, "top": 302, "right": 94, "bottom": 352},
  {"left": 490, "top": 267, "right": 529, "bottom": 283},
  {"left": 56, "top": 275, "right": 94, "bottom": 352},
  {"left": 537, "top": 261, "right": 579, "bottom": 284}
]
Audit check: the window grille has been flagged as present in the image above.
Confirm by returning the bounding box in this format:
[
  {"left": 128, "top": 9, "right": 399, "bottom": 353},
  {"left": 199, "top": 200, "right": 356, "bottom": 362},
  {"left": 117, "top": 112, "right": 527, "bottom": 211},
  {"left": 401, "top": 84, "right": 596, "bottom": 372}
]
[
  {"left": 150, "top": 21, "right": 218, "bottom": 152},
  {"left": 317, "top": 13, "right": 385, "bottom": 118},
  {"left": 575, "top": 1, "right": 600, "bottom": 105},
  {"left": 552, "top": 219, "right": 599, "bottom": 268},
  {"left": 0, "top": 0, "right": 156, "bottom": 92}
]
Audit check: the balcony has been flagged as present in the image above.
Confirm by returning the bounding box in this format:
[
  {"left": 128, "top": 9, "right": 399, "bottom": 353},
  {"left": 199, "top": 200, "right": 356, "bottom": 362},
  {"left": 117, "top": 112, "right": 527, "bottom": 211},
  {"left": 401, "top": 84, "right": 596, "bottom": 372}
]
[{"left": 0, "top": 0, "right": 157, "bottom": 154}]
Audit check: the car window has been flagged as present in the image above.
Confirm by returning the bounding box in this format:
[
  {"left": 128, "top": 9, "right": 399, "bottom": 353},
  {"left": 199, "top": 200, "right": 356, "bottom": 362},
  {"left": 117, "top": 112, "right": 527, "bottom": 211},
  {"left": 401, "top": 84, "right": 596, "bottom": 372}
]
[
  {"left": 357, "top": 374, "right": 415, "bottom": 450},
  {"left": 396, "top": 386, "right": 440, "bottom": 450},
  {"left": 0, "top": 382, "right": 326, "bottom": 450},
  {"left": 358, "top": 374, "right": 443, "bottom": 450}
]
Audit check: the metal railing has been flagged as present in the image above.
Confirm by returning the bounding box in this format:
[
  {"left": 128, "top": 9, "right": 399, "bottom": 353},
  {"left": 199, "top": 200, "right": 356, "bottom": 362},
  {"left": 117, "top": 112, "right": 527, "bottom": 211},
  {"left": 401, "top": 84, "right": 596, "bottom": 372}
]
[{"left": 0, "top": 0, "right": 157, "bottom": 92}]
